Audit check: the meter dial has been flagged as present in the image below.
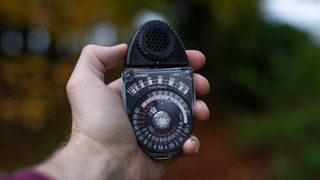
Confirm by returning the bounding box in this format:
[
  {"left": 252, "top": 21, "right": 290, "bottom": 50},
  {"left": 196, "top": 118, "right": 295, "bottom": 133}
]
[
  {"left": 131, "top": 90, "right": 192, "bottom": 154},
  {"left": 122, "top": 67, "right": 194, "bottom": 158}
]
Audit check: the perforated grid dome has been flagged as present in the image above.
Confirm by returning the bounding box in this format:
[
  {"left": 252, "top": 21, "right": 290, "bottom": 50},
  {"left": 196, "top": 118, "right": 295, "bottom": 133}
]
[
  {"left": 145, "top": 27, "right": 169, "bottom": 53},
  {"left": 136, "top": 21, "right": 175, "bottom": 61}
]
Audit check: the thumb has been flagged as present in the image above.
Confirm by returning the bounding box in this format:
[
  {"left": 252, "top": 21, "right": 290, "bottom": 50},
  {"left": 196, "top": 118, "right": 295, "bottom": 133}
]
[{"left": 68, "top": 44, "right": 127, "bottom": 89}]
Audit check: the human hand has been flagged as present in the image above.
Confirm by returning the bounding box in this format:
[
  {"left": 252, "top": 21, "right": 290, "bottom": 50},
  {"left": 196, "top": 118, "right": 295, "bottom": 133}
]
[{"left": 36, "top": 44, "right": 210, "bottom": 180}]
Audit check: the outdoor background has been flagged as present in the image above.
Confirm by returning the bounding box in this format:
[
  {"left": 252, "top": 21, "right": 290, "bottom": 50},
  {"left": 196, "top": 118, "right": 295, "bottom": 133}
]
[{"left": 1, "top": 0, "right": 320, "bottom": 179}]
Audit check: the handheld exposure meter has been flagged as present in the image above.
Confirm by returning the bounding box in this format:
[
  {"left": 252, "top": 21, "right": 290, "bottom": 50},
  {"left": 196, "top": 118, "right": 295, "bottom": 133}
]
[{"left": 122, "top": 20, "right": 195, "bottom": 159}]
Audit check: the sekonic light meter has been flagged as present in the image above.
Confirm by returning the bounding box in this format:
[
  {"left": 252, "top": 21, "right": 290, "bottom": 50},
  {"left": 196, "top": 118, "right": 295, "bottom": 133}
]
[{"left": 122, "top": 20, "right": 195, "bottom": 159}]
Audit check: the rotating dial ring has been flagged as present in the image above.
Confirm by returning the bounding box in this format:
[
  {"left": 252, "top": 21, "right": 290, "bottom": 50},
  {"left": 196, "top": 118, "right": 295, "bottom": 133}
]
[{"left": 131, "top": 90, "right": 192, "bottom": 153}]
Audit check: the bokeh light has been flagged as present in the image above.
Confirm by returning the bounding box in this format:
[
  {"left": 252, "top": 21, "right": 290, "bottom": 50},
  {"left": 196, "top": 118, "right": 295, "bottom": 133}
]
[
  {"left": 261, "top": 0, "right": 320, "bottom": 44},
  {"left": 1, "top": 30, "right": 24, "bottom": 56},
  {"left": 86, "top": 22, "right": 118, "bottom": 46},
  {"left": 27, "top": 27, "right": 51, "bottom": 55},
  {"left": 134, "top": 9, "right": 167, "bottom": 28}
]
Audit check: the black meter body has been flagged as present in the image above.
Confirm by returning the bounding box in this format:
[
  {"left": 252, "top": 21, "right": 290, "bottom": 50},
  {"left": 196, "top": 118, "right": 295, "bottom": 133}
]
[{"left": 122, "top": 20, "right": 195, "bottom": 159}]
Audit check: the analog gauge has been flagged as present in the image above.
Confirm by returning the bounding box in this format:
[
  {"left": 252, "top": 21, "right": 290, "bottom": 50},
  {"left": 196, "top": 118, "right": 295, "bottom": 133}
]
[{"left": 131, "top": 90, "right": 192, "bottom": 153}]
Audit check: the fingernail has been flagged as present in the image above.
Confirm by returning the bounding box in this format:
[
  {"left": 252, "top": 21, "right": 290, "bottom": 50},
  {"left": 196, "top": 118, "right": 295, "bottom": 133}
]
[
  {"left": 112, "top": 43, "right": 127, "bottom": 48},
  {"left": 117, "top": 43, "right": 127, "bottom": 47},
  {"left": 190, "top": 136, "right": 200, "bottom": 154},
  {"left": 199, "top": 100, "right": 210, "bottom": 120},
  {"left": 199, "top": 100, "right": 208, "bottom": 110}
]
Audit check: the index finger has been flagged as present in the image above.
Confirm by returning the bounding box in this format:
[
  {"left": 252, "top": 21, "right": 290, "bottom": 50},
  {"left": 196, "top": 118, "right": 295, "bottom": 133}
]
[{"left": 186, "top": 50, "right": 206, "bottom": 71}]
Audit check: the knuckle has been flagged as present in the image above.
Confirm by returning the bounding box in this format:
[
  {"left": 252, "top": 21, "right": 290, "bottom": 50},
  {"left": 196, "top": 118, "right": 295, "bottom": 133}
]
[
  {"left": 66, "top": 79, "right": 78, "bottom": 95},
  {"left": 81, "top": 44, "right": 97, "bottom": 55}
]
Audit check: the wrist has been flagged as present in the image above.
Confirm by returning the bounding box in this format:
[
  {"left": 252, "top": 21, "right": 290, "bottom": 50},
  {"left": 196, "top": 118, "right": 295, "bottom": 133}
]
[{"left": 35, "top": 132, "right": 122, "bottom": 180}]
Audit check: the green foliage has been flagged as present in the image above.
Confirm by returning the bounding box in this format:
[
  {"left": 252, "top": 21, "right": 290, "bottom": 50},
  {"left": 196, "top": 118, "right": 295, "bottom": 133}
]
[{"left": 175, "top": 0, "right": 320, "bottom": 178}]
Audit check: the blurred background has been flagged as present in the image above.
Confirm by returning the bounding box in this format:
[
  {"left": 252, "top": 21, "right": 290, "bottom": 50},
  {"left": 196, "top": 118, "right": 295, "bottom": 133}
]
[{"left": 0, "top": 0, "right": 320, "bottom": 179}]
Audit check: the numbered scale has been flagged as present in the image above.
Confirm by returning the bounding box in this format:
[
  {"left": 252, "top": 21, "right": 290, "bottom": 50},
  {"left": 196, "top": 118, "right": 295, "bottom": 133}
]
[{"left": 122, "top": 67, "right": 195, "bottom": 159}]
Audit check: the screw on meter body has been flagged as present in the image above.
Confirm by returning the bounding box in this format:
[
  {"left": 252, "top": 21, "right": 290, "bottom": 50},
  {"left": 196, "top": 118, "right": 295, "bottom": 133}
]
[{"left": 122, "top": 20, "right": 195, "bottom": 159}]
